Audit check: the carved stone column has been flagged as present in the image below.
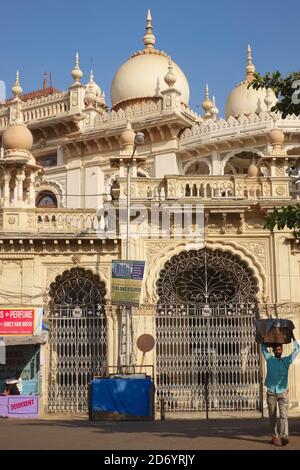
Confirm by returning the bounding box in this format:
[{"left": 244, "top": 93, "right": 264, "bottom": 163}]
[
  {"left": 29, "top": 171, "right": 36, "bottom": 207},
  {"left": 11, "top": 171, "right": 18, "bottom": 207},
  {"left": 220, "top": 213, "right": 227, "bottom": 234},
  {"left": 17, "top": 168, "right": 25, "bottom": 204},
  {"left": 238, "top": 213, "right": 245, "bottom": 234},
  {"left": 3, "top": 170, "right": 10, "bottom": 207}
]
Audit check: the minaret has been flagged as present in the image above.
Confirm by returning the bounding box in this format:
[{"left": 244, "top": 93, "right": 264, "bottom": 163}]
[
  {"left": 85, "top": 69, "right": 97, "bottom": 108},
  {"left": 69, "top": 52, "right": 86, "bottom": 114},
  {"left": 71, "top": 51, "right": 83, "bottom": 84},
  {"left": 162, "top": 59, "right": 181, "bottom": 110},
  {"left": 0, "top": 71, "right": 42, "bottom": 214},
  {"left": 164, "top": 60, "right": 177, "bottom": 88},
  {"left": 210, "top": 96, "right": 219, "bottom": 121},
  {"left": 84, "top": 69, "right": 107, "bottom": 111},
  {"left": 202, "top": 83, "right": 213, "bottom": 120}
]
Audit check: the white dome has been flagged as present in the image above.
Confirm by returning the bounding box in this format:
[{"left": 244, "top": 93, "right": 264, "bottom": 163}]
[
  {"left": 110, "top": 10, "right": 189, "bottom": 108},
  {"left": 111, "top": 51, "right": 190, "bottom": 107},
  {"left": 225, "top": 45, "right": 277, "bottom": 119},
  {"left": 225, "top": 80, "right": 277, "bottom": 119}
]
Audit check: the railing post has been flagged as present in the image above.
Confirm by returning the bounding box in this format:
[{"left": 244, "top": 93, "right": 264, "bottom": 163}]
[
  {"left": 160, "top": 398, "right": 165, "bottom": 420},
  {"left": 204, "top": 371, "right": 210, "bottom": 420}
]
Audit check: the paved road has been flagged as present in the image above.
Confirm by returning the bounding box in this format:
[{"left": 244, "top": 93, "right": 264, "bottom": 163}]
[{"left": 0, "top": 416, "right": 300, "bottom": 450}]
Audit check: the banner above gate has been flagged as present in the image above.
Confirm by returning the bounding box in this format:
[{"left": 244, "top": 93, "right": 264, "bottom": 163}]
[
  {"left": 0, "top": 308, "right": 43, "bottom": 336},
  {"left": 111, "top": 261, "right": 145, "bottom": 307}
]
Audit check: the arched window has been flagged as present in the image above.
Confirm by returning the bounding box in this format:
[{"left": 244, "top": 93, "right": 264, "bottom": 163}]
[{"left": 36, "top": 191, "right": 57, "bottom": 208}]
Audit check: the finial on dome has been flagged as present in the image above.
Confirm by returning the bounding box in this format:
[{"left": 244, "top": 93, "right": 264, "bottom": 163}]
[
  {"left": 246, "top": 44, "right": 256, "bottom": 82},
  {"left": 164, "top": 59, "right": 177, "bottom": 87},
  {"left": 12, "top": 70, "right": 23, "bottom": 98},
  {"left": 72, "top": 51, "right": 83, "bottom": 83},
  {"left": 210, "top": 96, "right": 219, "bottom": 120},
  {"left": 143, "top": 9, "right": 156, "bottom": 49},
  {"left": 205, "top": 83, "right": 209, "bottom": 100},
  {"left": 89, "top": 69, "right": 95, "bottom": 84},
  {"left": 202, "top": 83, "right": 213, "bottom": 113}
]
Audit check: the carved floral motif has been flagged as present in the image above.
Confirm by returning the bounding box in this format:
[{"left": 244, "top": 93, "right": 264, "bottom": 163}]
[
  {"left": 238, "top": 241, "right": 266, "bottom": 268},
  {"left": 276, "top": 185, "right": 286, "bottom": 196}
]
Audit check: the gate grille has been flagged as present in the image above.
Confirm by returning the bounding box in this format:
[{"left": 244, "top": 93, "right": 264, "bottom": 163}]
[
  {"left": 48, "top": 306, "right": 107, "bottom": 413},
  {"left": 156, "top": 304, "right": 260, "bottom": 412},
  {"left": 48, "top": 268, "right": 107, "bottom": 413}
]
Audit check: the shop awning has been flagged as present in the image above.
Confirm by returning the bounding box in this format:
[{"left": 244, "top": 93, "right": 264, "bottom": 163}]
[{"left": 2, "top": 331, "right": 48, "bottom": 346}]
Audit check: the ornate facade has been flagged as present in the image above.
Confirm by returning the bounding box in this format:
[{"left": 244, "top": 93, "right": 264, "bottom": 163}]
[{"left": 1, "top": 11, "right": 300, "bottom": 414}]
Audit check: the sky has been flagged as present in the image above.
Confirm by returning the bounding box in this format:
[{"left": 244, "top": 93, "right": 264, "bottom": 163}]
[{"left": 0, "top": 0, "right": 299, "bottom": 117}]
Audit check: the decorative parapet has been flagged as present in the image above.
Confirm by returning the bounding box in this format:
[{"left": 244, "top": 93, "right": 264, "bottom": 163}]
[
  {"left": 93, "top": 100, "right": 161, "bottom": 127},
  {"left": 0, "top": 208, "right": 111, "bottom": 235},
  {"left": 180, "top": 103, "right": 202, "bottom": 122},
  {"left": 22, "top": 93, "right": 70, "bottom": 123},
  {"left": 0, "top": 92, "right": 70, "bottom": 129},
  {"left": 92, "top": 100, "right": 201, "bottom": 129},
  {"left": 118, "top": 175, "right": 291, "bottom": 202},
  {"left": 181, "top": 112, "right": 300, "bottom": 144},
  {"left": 35, "top": 209, "right": 104, "bottom": 234}
]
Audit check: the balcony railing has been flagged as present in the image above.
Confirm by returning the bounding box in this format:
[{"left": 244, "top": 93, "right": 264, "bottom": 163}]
[
  {"left": 35, "top": 209, "right": 102, "bottom": 234},
  {"left": 119, "top": 175, "right": 291, "bottom": 202},
  {"left": 0, "top": 92, "right": 70, "bottom": 129}
]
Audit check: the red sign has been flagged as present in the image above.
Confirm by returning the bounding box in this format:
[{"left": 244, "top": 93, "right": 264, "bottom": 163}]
[{"left": 0, "top": 309, "right": 35, "bottom": 335}]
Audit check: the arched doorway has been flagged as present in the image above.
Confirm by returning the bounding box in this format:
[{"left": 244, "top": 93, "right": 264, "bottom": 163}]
[
  {"left": 156, "top": 248, "right": 260, "bottom": 412},
  {"left": 48, "top": 268, "right": 107, "bottom": 413}
]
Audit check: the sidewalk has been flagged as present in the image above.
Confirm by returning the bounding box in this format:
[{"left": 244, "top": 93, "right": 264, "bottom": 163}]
[{"left": 1, "top": 414, "right": 300, "bottom": 450}]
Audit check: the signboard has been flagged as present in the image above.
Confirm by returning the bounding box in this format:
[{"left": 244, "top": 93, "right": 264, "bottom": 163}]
[
  {"left": 0, "top": 308, "right": 43, "bottom": 336},
  {"left": 111, "top": 261, "right": 145, "bottom": 306},
  {"left": 0, "top": 396, "right": 39, "bottom": 418}
]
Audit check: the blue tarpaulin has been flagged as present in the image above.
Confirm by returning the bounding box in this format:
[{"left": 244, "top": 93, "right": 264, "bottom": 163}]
[{"left": 91, "top": 378, "right": 153, "bottom": 417}]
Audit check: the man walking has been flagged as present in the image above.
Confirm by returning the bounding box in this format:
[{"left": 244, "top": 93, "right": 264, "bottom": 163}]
[{"left": 261, "top": 340, "right": 300, "bottom": 446}]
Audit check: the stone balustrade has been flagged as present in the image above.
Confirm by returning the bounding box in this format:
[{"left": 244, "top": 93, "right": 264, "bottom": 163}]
[
  {"left": 22, "top": 102, "right": 69, "bottom": 123},
  {"left": 0, "top": 207, "right": 116, "bottom": 234},
  {"left": 0, "top": 92, "right": 70, "bottom": 129},
  {"left": 119, "top": 175, "right": 291, "bottom": 201},
  {"left": 35, "top": 209, "right": 103, "bottom": 233}
]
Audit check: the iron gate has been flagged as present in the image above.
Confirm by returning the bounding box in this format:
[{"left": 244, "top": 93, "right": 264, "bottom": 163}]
[
  {"left": 156, "top": 304, "right": 260, "bottom": 411},
  {"left": 48, "top": 268, "right": 107, "bottom": 413},
  {"left": 155, "top": 248, "right": 260, "bottom": 412},
  {"left": 48, "top": 306, "right": 107, "bottom": 413}
]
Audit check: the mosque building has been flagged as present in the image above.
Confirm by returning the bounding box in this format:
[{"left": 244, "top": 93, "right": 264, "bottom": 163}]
[{"left": 0, "top": 11, "right": 299, "bottom": 414}]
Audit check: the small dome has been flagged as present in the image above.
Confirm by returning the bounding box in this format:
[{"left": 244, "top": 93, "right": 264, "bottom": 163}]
[
  {"left": 110, "top": 11, "right": 189, "bottom": 107},
  {"left": 2, "top": 124, "right": 33, "bottom": 151},
  {"left": 225, "top": 45, "right": 277, "bottom": 119},
  {"left": 225, "top": 82, "right": 277, "bottom": 119}
]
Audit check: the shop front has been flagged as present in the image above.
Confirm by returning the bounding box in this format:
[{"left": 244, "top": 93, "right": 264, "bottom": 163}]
[{"left": 0, "top": 307, "right": 46, "bottom": 418}]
